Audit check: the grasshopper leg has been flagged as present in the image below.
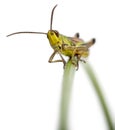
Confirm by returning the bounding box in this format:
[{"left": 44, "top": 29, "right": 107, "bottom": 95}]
[
  {"left": 62, "top": 44, "right": 80, "bottom": 69},
  {"left": 48, "top": 50, "right": 66, "bottom": 66},
  {"left": 73, "top": 54, "right": 85, "bottom": 70},
  {"left": 75, "top": 33, "right": 80, "bottom": 38},
  {"left": 71, "top": 49, "right": 86, "bottom": 70},
  {"left": 80, "top": 59, "right": 86, "bottom": 63},
  {"left": 62, "top": 44, "right": 87, "bottom": 69},
  {"left": 58, "top": 52, "right": 66, "bottom": 67}
]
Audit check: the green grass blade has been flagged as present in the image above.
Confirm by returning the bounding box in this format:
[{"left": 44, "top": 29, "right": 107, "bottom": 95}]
[
  {"left": 58, "top": 59, "right": 76, "bottom": 130},
  {"left": 82, "top": 63, "right": 115, "bottom": 130}
]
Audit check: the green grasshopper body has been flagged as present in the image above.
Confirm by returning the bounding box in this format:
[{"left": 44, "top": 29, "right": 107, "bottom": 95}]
[
  {"left": 7, "top": 5, "right": 95, "bottom": 69},
  {"left": 47, "top": 29, "right": 95, "bottom": 67}
]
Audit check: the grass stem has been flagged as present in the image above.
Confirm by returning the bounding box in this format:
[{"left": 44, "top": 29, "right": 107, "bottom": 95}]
[
  {"left": 58, "top": 59, "right": 76, "bottom": 130},
  {"left": 82, "top": 63, "right": 114, "bottom": 130}
]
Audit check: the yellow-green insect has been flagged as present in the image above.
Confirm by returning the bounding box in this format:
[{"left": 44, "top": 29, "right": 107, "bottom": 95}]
[{"left": 7, "top": 5, "right": 95, "bottom": 69}]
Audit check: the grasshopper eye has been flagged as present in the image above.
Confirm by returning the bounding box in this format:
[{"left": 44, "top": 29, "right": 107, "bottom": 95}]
[
  {"left": 54, "top": 30, "right": 59, "bottom": 37},
  {"left": 50, "top": 32, "right": 54, "bottom": 35}
]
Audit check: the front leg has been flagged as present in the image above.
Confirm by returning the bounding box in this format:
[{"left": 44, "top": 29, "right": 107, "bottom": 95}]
[{"left": 48, "top": 50, "right": 66, "bottom": 67}]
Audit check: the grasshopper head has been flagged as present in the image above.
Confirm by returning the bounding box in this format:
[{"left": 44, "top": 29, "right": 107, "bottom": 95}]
[
  {"left": 47, "top": 30, "right": 61, "bottom": 48},
  {"left": 47, "top": 5, "right": 61, "bottom": 49}
]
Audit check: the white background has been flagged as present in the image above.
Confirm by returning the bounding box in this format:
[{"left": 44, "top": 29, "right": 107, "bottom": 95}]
[{"left": 0, "top": 0, "right": 115, "bottom": 130}]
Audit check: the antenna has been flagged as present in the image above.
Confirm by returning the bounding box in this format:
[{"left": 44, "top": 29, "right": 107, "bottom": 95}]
[
  {"left": 50, "top": 4, "right": 58, "bottom": 30},
  {"left": 7, "top": 5, "right": 58, "bottom": 37},
  {"left": 7, "top": 31, "right": 47, "bottom": 37}
]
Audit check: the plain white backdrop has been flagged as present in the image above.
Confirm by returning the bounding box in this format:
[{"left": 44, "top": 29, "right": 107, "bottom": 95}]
[{"left": 0, "top": 0, "right": 115, "bottom": 130}]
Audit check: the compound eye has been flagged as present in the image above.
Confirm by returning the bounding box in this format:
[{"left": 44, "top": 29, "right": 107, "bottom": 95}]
[
  {"left": 54, "top": 30, "right": 59, "bottom": 37},
  {"left": 50, "top": 32, "right": 54, "bottom": 35}
]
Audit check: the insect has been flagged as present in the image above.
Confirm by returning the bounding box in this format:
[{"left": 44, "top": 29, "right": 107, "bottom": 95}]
[{"left": 7, "top": 5, "right": 95, "bottom": 69}]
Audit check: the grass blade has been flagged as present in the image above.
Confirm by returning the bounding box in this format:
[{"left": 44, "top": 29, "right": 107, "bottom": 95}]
[
  {"left": 58, "top": 59, "right": 76, "bottom": 130},
  {"left": 82, "top": 63, "right": 115, "bottom": 130}
]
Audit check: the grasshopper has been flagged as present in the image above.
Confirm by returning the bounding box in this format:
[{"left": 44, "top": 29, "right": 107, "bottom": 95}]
[{"left": 7, "top": 5, "right": 95, "bottom": 69}]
